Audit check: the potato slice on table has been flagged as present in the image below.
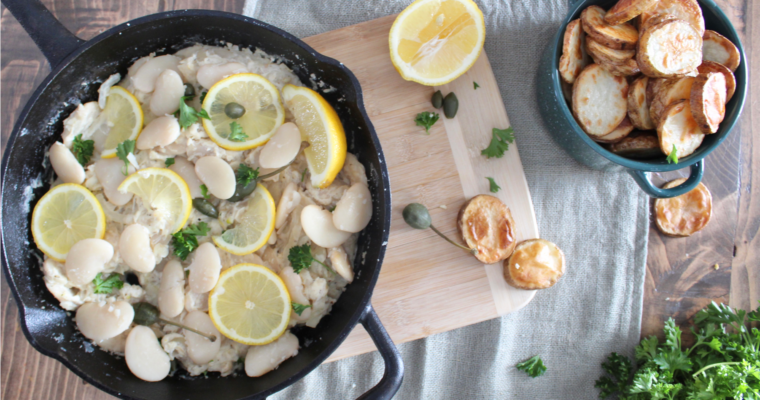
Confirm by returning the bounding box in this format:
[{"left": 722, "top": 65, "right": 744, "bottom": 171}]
[
  {"left": 559, "top": 19, "right": 588, "bottom": 84},
  {"left": 594, "top": 116, "right": 634, "bottom": 144},
  {"left": 657, "top": 99, "right": 705, "bottom": 159},
  {"left": 690, "top": 72, "right": 727, "bottom": 134},
  {"left": 586, "top": 37, "right": 634, "bottom": 65},
  {"left": 581, "top": 6, "right": 638, "bottom": 50},
  {"left": 503, "top": 239, "right": 565, "bottom": 290},
  {"left": 572, "top": 64, "right": 629, "bottom": 137},
  {"left": 702, "top": 30, "right": 741, "bottom": 72},
  {"left": 457, "top": 195, "right": 517, "bottom": 265},
  {"left": 640, "top": 0, "right": 705, "bottom": 36},
  {"left": 649, "top": 76, "right": 695, "bottom": 126},
  {"left": 628, "top": 76, "right": 655, "bottom": 130},
  {"left": 607, "top": 131, "right": 661, "bottom": 158},
  {"left": 638, "top": 19, "right": 702, "bottom": 78},
  {"left": 698, "top": 61, "right": 736, "bottom": 101},
  {"left": 604, "top": 0, "right": 659, "bottom": 25},
  {"left": 655, "top": 178, "right": 712, "bottom": 237}
]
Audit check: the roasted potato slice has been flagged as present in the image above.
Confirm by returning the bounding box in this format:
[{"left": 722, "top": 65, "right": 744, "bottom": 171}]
[
  {"left": 586, "top": 37, "right": 635, "bottom": 64},
  {"left": 572, "top": 64, "right": 629, "bottom": 137},
  {"left": 640, "top": 0, "right": 705, "bottom": 36},
  {"left": 457, "top": 195, "right": 517, "bottom": 265},
  {"left": 628, "top": 76, "right": 655, "bottom": 130},
  {"left": 698, "top": 61, "right": 736, "bottom": 101},
  {"left": 638, "top": 19, "right": 702, "bottom": 78},
  {"left": 657, "top": 99, "right": 705, "bottom": 158},
  {"left": 593, "top": 56, "right": 641, "bottom": 77},
  {"left": 649, "top": 76, "right": 695, "bottom": 126},
  {"left": 593, "top": 116, "right": 634, "bottom": 143},
  {"left": 607, "top": 131, "right": 661, "bottom": 158},
  {"left": 604, "top": 0, "right": 659, "bottom": 25},
  {"left": 639, "top": 13, "right": 678, "bottom": 34},
  {"left": 581, "top": 6, "right": 638, "bottom": 50},
  {"left": 561, "top": 79, "right": 574, "bottom": 103},
  {"left": 702, "top": 30, "right": 741, "bottom": 72},
  {"left": 503, "top": 239, "right": 565, "bottom": 290},
  {"left": 690, "top": 72, "right": 726, "bottom": 134},
  {"left": 655, "top": 178, "right": 712, "bottom": 237},
  {"left": 560, "top": 19, "right": 589, "bottom": 84}
]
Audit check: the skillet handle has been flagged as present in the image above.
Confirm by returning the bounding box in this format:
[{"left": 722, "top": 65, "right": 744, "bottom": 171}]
[
  {"left": 356, "top": 304, "right": 404, "bottom": 400},
  {"left": 2, "top": 0, "right": 84, "bottom": 68}
]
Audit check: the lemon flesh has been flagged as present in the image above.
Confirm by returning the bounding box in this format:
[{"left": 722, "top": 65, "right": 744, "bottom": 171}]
[
  {"left": 213, "top": 184, "right": 275, "bottom": 255},
  {"left": 101, "top": 86, "right": 143, "bottom": 158},
  {"left": 117, "top": 168, "right": 192, "bottom": 234}
]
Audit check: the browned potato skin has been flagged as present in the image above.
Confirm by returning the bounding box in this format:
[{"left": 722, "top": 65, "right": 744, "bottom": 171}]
[
  {"left": 628, "top": 76, "right": 655, "bottom": 130},
  {"left": 649, "top": 76, "right": 695, "bottom": 126},
  {"left": 607, "top": 131, "right": 662, "bottom": 158},
  {"left": 593, "top": 116, "right": 634, "bottom": 143},
  {"left": 503, "top": 239, "right": 566, "bottom": 290},
  {"left": 592, "top": 56, "right": 641, "bottom": 77},
  {"left": 457, "top": 195, "right": 517, "bottom": 265},
  {"left": 639, "top": 13, "right": 678, "bottom": 34},
  {"left": 604, "top": 0, "right": 659, "bottom": 26},
  {"left": 559, "top": 19, "right": 587, "bottom": 84},
  {"left": 586, "top": 37, "right": 635, "bottom": 65},
  {"left": 690, "top": 72, "right": 726, "bottom": 134},
  {"left": 581, "top": 6, "right": 639, "bottom": 50},
  {"left": 698, "top": 61, "right": 736, "bottom": 101},
  {"left": 702, "top": 30, "right": 741, "bottom": 71},
  {"left": 655, "top": 178, "right": 712, "bottom": 237}
]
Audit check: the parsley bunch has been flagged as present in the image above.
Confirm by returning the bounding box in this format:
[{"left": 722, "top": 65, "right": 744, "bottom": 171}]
[{"left": 171, "top": 222, "right": 211, "bottom": 260}]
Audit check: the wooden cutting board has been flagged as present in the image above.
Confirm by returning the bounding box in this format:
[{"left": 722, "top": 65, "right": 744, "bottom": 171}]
[{"left": 301, "top": 15, "right": 541, "bottom": 363}]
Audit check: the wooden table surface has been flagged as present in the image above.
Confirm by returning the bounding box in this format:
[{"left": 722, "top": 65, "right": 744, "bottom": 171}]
[{"left": 1, "top": 1, "right": 758, "bottom": 399}]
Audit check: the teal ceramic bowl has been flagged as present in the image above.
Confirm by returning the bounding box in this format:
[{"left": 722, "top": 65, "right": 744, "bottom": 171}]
[{"left": 537, "top": 0, "right": 747, "bottom": 198}]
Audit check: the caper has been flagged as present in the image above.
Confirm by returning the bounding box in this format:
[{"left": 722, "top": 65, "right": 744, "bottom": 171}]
[
  {"left": 192, "top": 198, "right": 219, "bottom": 218},
  {"left": 132, "top": 302, "right": 216, "bottom": 342},
  {"left": 443, "top": 92, "right": 458, "bottom": 118},
  {"left": 184, "top": 83, "right": 196, "bottom": 98},
  {"left": 224, "top": 102, "right": 246, "bottom": 119},
  {"left": 431, "top": 90, "right": 444, "bottom": 109},
  {"left": 403, "top": 203, "right": 476, "bottom": 255},
  {"left": 227, "top": 179, "right": 257, "bottom": 203}
]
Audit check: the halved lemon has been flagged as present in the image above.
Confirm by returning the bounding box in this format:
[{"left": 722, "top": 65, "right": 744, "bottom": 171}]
[
  {"left": 117, "top": 168, "right": 192, "bottom": 234},
  {"left": 389, "top": 0, "right": 486, "bottom": 86},
  {"left": 202, "top": 73, "right": 285, "bottom": 151},
  {"left": 31, "top": 184, "right": 106, "bottom": 262},
  {"left": 213, "top": 184, "right": 275, "bottom": 255},
  {"left": 281, "top": 84, "right": 346, "bottom": 188},
  {"left": 208, "top": 263, "right": 291, "bottom": 345},
  {"left": 101, "top": 86, "right": 144, "bottom": 158}
]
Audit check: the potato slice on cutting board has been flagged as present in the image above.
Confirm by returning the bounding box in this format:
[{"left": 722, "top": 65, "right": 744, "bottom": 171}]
[
  {"left": 690, "top": 72, "right": 727, "bottom": 134},
  {"left": 657, "top": 99, "right": 705, "bottom": 159},
  {"left": 559, "top": 19, "right": 589, "bottom": 84},
  {"left": 655, "top": 178, "right": 712, "bottom": 237},
  {"left": 581, "top": 6, "right": 638, "bottom": 50},
  {"left": 640, "top": 0, "right": 705, "bottom": 36},
  {"left": 702, "top": 30, "right": 741, "bottom": 72},
  {"left": 698, "top": 61, "right": 736, "bottom": 101},
  {"left": 649, "top": 76, "right": 695, "bottom": 126},
  {"left": 503, "top": 239, "right": 565, "bottom": 290},
  {"left": 572, "top": 64, "right": 629, "bottom": 137},
  {"left": 586, "top": 37, "right": 635, "bottom": 65},
  {"left": 594, "top": 116, "right": 634, "bottom": 143},
  {"left": 607, "top": 131, "right": 661, "bottom": 158},
  {"left": 638, "top": 19, "right": 702, "bottom": 78},
  {"left": 604, "top": 0, "right": 659, "bottom": 26},
  {"left": 628, "top": 76, "right": 655, "bottom": 130},
  {"left": 457, "top": 195, "right": 517, "bottom": 265}
]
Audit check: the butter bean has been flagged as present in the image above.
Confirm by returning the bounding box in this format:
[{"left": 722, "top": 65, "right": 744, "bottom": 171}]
[
  {"left": 49, "top": 142, "right": 85, "bottom": 184},
  {"left": 301, "top": 205, "right": 351, "bottom": 248},
  {"left": 196, "top": 62, "right": 246, "bottom": 89},
  {"left": 132, "top": 55, "right": 180, "bottom": 93},
  {"left": 168, "top": 157, "right": 203, "bottom": 198},
  {"left": 65, "top": 239, "right": 114, "bottom": 286},
  {"left": 76, "top": 301, "right": 134, "bottom": 341},
  {"left": 125, "top": 326, "right": 171, "bottom": 382},
  {"left": 158, "top": 260, "right": 185, "bottom": 318},
  {"left": 245, "top": 331, "right": 299, "bottom": 377},
  {"left": 136, "top": 116, "right": 180, "bottom": 150},
  {"left": 119, "top": 224, "right": 156, "bottom": 273},
  {"left": 259, "top": 122, "right": 301, "bottom": 169},
  {"left": 328, "top": 247, "right": 353, "bottom": 283},
  {"left": 194, "top": 156, "right": 236, "bottom": 199},
  {"left": 150, "top": 70, "right": 185, "bottom": 116},
  {"left": 332, "top": 183, "right": 372, "bottom": 233},
  {"left": 275, "top": 182, "right": 301, "bottom": 229},
  {"left": 188, "top": 242, "right": 221, "bottom": 294},
  {"left": 95, "top": 158, "right": 134, "bottom": 206},
  {"left": 183, "top": 311, "right": 221, "bottom": 364}
]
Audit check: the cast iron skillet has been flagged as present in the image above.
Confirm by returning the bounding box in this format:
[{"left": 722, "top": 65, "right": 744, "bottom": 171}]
[{"left": 0, "top": 0, "right": 403, "bottom": 399}]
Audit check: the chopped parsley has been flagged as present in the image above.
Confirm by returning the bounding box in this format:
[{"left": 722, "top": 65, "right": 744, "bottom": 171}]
[
  {"left": 474, "top": 81, "right": 480, "bottom": 90},
  {"left": 200, "top": 184, "right": 210, "bottom": 200},
  {"left": 414, "top": 112, "right": 440, "bottom": 134},
  {"left": 228, "top": 121, "right": 248, "bottom": 142},
  {"left": 71, "top": 134, "right": 95, "bottom": 166},
  {"left": 115, "top": 139, "right": 136, "bottom": 175},
  {"left": 516, "top": 355, "right": 547, "bottom": 378},
  {"left": 291, "top": 302, "right": 312, "bottom": 316},
  {"left": 288, "top": 244, "right": 334, "bottom": 275},
  {"left": 171, "top": 222, "right": 210, "bottom": 261},
  {"left": 164, "top": 157, "right": 175, "bottom": 167},
  {"left": 481, "top": 127, "right": 515, "bottom": 159},
  {"left": 486, "top": 177, "right": 501, "bottom": 193},
  {"left": 92, "top": 273, "right": 124, "bottom": 294},
  {"left": 236, "top": 164, "right": 259, "bottom": 186},
  {"left": 667, "top": 144, "right": 678, "bottom": 164},
  {"left": 178, "top": 96, "right": 210, "bottom": 129}
]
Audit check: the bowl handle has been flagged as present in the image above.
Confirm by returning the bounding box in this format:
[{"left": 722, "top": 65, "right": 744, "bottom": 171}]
[
  {"left": 626, "top": 160, "right": 704, "bottom": 198},
  {"left": 356, "top": 303, "right": 404, "bottom": 400}
]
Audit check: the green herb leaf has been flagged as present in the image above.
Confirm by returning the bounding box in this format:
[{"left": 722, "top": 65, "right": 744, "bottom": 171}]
[
  {"left": 171, "top": 222, "right": 210, "bottom": 261},
  {"left": 474, "top": 81, "right": 480, "bottom": 89},
  {"left": 200, "top": 91, "right": 208, "bottom": 104},
  {"left": 236, "top": 164, "right": 259, "bottom": 186},
  {"left": 594, "top": 353, "right": 632, "bottom": 399},
  {"left": 291, "top": 302, "right": 312, "bottom": 316},
  {"left": 516, "top": 355, "right": 547, "bottom": 378},
  {"left": 667, "top": 144, "right": 679, "bottom": 164},
  {"left": 116, "top": 139, "right": 136, "bottom": 176},
  {"left": 71, "top": 134, "right": 95, "bottom": 166},
  {"left": 92, "top": 273, "right": 124, "bottom": 294},
  {"left": 414, "top": 112, "right": 440, "bottom": 134},
  {"left": 200, "top": 184, "right": 210, "bottom": 200},
  {"left": 482, "top": 127, "right": 515, "bottom": 159},
  {"left": 228, "top": 121, "right": 248, "bottom": 142},
  {"left": 165, "top": 158, "right": 175, "bottom": 167},
  {"left": 288, "top": 244, "right": 334, "bottom": 275},
  {"left": 486, "top": 177, "right": 501, "bottom": 193},
  {"left": 178, "top": 96, "right": 209, "bottom": 129}
]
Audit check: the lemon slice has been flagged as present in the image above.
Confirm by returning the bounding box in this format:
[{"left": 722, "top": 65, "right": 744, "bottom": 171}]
[
  {"left": 202, "top": 73, "right": 285, "bottom": 151},
  {"left": 31, "top": 183, "right": 106, "bottom": 262},
  {"left": 281, "top": 84, "right": 346, "bottom": 188},
  {"left": 212, "top": 184, "right": 275, "bottom": 255},
  {"left": 117, "top": 168, "right": 192, "bottom": 234},
  {"left": 208, "top": 263, "right": 290, "bottom": 345},
  {"left": 389, "top": 0, "right": 485, "bottom": 86},
  {"left": 101, "top": 86, "right": 144, "bottom": 158}
]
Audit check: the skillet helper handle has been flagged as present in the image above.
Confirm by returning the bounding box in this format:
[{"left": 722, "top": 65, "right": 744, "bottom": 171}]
[
  {"left": 356, "top": 304, "right": 404, "bottom": 400},
  {"left": 2, "top": 0, "right": 84, "bottom": 68},
  {"left": 627, "top": 160, "right": 705, "bottom": 198}
]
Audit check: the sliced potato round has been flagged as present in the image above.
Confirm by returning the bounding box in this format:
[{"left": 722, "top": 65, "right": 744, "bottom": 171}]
[
  {"left": 655, "top": 178, "right": 712, "bottom": 237},
  {"left": 457, "top": 195, "right": 517, "bottom": 265},
  {"left": 604, "top": 0, "right": 659, "bottom": 26},
  {"left": 586, "top": 37, "right": 635, "bottom": 65},
  {"left": 559, "top": 19, "right": 588, "bottom": 84},
  {"left": 698, "top": 61, "right": 736, "bottom": 101},
  {"left": 690, "top": 72, "right": 727, "bottom": 134},
  {"left": 607, "top": 131, "right": 662, "bottom": 158},
  {"left": 581, "top": 6, "right": 638, "bottom": 50},
  {"left": 594, "top": 116, "right": 634, "bottom": 143},
  {"left": 657, "top": 99, "right": 706, "bottom": 158},
  {"left": 638, "top": 19, "right": 702, "bottom": 78},
  {"left": 649, "top": 76, "right": 695, "bottom": 126},
  {"left": 593, "top": 56, "right": 641, "bottom": 77},
  {"left": 640, "top": 0, "right": 705, "bottom": 36},
  {"left": 503, "top": 239, "right": 565, "bottom": 290},
  {"left": 561, "top": 79, "right": 574, "bottom": 103},
  {"left": 572, "top": 64, "right": 629, "bottom": 137},
  {"left": 627, "top": 76, "right": 655, "bottom": 130},
  {"left": 639, "top": 13, "right": 678, "bottom": 34},
  {"left": 702, "top": 30, "right": 741, "bottom": 72}
]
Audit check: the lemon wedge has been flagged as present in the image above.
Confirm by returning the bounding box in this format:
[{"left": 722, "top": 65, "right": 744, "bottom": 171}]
[
  {"left": 117, "top": 168, "right": 192, "bottom": 234},
  {"left": 31, "top": 183, "right": 106, "bottom": 262},
  {"left": 202, "top": 73, "right": 285, "bottom": 151},
  {"left": 281, "top": 84, "right": 346, "bottom": 188},
  {"left": 212, "top": 184, "right": 275, "bottom": 255},
  {"left": 389, "top": 0, "right": 485, "bottom": 85},
  {"left": 101, "top": 86, "right": 144, "bottom": 158}
]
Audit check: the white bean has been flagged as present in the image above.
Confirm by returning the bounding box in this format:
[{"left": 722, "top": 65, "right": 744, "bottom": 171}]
[
  {"left": 97, "top": 331, "right": 127, "bottom": 354},
  {"left": 188, "top": 242, "right": 221, "bottom": 293},
  {"left": 169, "top": 157, "right": 203, "bottom": 198},
  {"left": 65, "top": 239, "right": 114, "bottom": 285},
  {"left": 275, "top": 182, "right": 301, "bottom": 229},
  {"left": 301, "top": 205, "right": 351, "bottom": 248},
  {"left": 119, "top": 224, "right": 156, "bottom": 273},
  {"left": 183, "top": 311, "right": 221, "bottom": 365},
  {"left": 75, "top": 301, "right": 134, "bottom": 341},
  {"left": 279, "top": 266, "right": 311, "bottom": 322},
  {"left": 158, "top": 260, "right": 185, "bottom": 318},
  {"left": 332, "top": 183, "right": 372, "bottom": 233},
  {"left": 150, "top": 70, "right": 185, "bottom": 116},
  {"left": 259, "top": 122, "right": 301, "bottom": 169},
  {"left": 329, "top": 247, "right": 353, "bottom": 283},
  {"left": 196, "top": 62, "right": 247, "bottom": 89},
  {"left": 95, "top": 158, "right": 134, "bottom": 206},
  {"left": 136, "top": 116, "right": 180, "bottom": 150},
  {"left": 49, "top": 142, "right": 85, "bottom": 184},
  {"left": 194, "top": 156, "right": 236, "bottom": 199},
  {"left": 125, "top": 325, "right": 171, "bottom": 382},
  {"left": 245, "top": 331, "right": 299, "bottom": 377},
  {"left": 132, "top": 55, "right": 180, "bottom": 93}
]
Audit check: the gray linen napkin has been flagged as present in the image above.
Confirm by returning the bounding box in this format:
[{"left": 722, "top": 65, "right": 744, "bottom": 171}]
[{"left": 244, "top": 1, "right": 649, "bottom": 398}]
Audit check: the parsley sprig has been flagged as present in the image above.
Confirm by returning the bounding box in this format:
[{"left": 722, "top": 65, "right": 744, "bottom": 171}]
[
  {"left": 228, "top": 121, "right": 248, "bottom": 142},
  {"left": 288, "top": 244, "right": 334, "bottom": 275},
  {"left": 71, "top": 134, "right": 95, "bottom": 166},
  {"left": 667, "top": 144, "right": 679, "bottom": 164},
  {"left": 171, "top": 222, "right": 211, "bottom": 260},
  {"left": 178, "top": 96, "right": 210, "bottom": 129},
  {"left": 291, "top": 302, "right": 311, "bottom": 316},
  {"left": 200, "top": 184, "right": 210, "bottom": 200},
  {"left": 164, "top": 158, "right": 175, "bottom": 167},
  {"left": 482, "top": 127, "right": 515, "bottom": 159},
  {"left": 486, "top": 177, "right": 501, "bottom": 193},
  {"left": 92, "top": 273, "right": 124, "bottom": 294},
  {"left": 516, "top": 355, "right": 547, "bottom": 378},
  {"left": 414, "top": 112, "right": 440, "bottom": 134},
  {"left": 236, "top": 164, "right": 259, "bottom": 186},
  {"left": 116, "top": 139, "right": 136, "bottom": 176}
]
